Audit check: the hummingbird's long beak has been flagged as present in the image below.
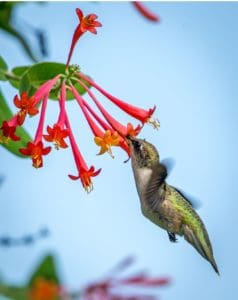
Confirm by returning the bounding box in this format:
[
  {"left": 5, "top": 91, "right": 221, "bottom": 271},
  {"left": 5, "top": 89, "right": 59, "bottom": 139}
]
[
  {"left": 125, "top": 135, "right": 138, "bottom": 143},
  {"left": 125, "top": 136, "right": 139, "bottom": 149},
  {"left": 125, "top": 135, "right": 133, "bottom": 145}
]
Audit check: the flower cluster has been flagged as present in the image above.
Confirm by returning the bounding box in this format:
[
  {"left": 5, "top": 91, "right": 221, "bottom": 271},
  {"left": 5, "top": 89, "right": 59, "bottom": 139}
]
[
  {"left": 29, "top": 257, "right": 170, "bottom": 300},
  {"left": 0, "top": 8, "right": 159, "bottom": 192}
]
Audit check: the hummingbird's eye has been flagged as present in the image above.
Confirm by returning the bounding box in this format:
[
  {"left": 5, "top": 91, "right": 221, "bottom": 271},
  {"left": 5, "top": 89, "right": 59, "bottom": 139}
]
[
  {"left": 133, "top": 140, "right": 141, "bottom": 151},
  {"left": 132, "top": 140, "right": 145, "bottom": 155}
]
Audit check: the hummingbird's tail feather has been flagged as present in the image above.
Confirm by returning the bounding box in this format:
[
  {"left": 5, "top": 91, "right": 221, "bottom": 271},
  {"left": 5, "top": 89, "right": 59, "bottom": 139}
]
[{"left": 183, "top": 225, "right": 219, "bottom": 275}]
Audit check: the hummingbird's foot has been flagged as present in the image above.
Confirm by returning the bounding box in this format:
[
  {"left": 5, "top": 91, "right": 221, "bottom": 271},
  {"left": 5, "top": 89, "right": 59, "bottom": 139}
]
[{"left": 167, "top": 231, "right": 177, "bottom": 243}]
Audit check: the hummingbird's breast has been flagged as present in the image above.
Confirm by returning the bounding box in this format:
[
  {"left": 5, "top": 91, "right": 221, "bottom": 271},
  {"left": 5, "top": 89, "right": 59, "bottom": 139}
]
[{"left": 132, "top": 166, "right": 153, "bottom": 200}]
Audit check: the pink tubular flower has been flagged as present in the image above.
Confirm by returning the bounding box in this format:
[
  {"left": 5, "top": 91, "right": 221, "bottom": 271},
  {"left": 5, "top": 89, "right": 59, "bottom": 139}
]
[
  {"left": 43, "top": 81, "right": 69, "bottom": 149},
  {"left": 70, "top": 84, "right": 131, "bottom": 157},
  {"left": 75, "top": 78, "right": 143, "bottom": 136},
  {"left": 33, "top": 74, "right": 62, "bottom": 106},
  {"left": 65, "top": 113, "right": 101, "bottom": 192},
  {"left": 66, "top": 8, "right": 102, "bottom": 67},
  {"left": 19, "top": 94, "right": 51, "bottom": 168},
  {"left": 132, "top": 2, "right": 160, "bottom": 22},
  {"left": 76, "top": 73, "right": 159, "bottom": 129},
  {"left": 19, "top": 141, "right": 51, "bottom": 168}
]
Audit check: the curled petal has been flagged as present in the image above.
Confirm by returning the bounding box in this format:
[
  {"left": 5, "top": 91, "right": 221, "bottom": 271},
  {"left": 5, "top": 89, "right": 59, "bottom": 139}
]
[
  {"left": 68, "top": 174, "right": 80, "bottom": 180},
  {"left": 42, "top": 145, "right": 52, "bottom": 155},
  {"left": 76, "top": 7, "right": 83, "bottom": 20}
]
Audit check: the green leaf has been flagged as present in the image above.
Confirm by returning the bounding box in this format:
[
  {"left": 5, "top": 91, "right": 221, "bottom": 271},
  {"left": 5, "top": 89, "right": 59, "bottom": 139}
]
[
  {"left": 0, "top": 89, "right": 32, "bottom": 158},
  {"left": 28, "top": 254, "right": 60, "bottom": 287},
  {"left": 0, "top": 283, "right": 28, "bottom": 300},
  {"left": 8, "top": 66, "right": 31, "bottom": 89},
  {"left": 20, "top": 62, "right": 90, "bottom": 100},
  {"left": 0, "top": 56, "right": 8, "bottom": 81}
]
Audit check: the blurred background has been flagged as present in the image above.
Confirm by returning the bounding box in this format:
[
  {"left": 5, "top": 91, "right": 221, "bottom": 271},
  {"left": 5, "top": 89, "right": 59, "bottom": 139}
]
[{"left": 1, "top": 1, "right": 238, "bottom": 299}]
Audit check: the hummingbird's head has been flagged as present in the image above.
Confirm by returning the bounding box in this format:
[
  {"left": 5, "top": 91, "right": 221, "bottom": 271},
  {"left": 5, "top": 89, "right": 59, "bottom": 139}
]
[{"left": 127, "top": 136, "right": 160, "bottom": 168}]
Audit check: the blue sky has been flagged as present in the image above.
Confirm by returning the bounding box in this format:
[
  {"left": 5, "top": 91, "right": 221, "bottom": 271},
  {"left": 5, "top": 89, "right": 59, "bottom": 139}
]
[{"left": 1, "top": 2, "right": 238, "bottom": 299}]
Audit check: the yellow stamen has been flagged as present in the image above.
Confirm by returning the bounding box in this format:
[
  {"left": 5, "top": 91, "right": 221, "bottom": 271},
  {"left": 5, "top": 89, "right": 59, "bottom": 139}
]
[
  {"left": 147, "top": 118, "right": 160, "bottom": 130},
  {"left": 32, "top": 155, "right": 42, "bottom": 168},
  {"left": 54, "top": 142, "right": 60, "bottom": 150},
  {"left": 82, "top": 174, "right": 94, "bottom": 193},
  {"left": 0, "top": 136, "right": 10, "bottom": 144}
]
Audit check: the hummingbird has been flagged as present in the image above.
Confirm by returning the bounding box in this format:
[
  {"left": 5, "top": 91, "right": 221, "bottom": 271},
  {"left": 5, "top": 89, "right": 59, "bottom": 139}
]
[{"left": 127, "top": 136, "right": 219, "bottom": 274}]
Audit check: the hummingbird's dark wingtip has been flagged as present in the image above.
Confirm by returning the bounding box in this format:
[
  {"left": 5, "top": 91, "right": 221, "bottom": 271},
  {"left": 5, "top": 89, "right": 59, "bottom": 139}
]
[{"left": 211, "top": 261, "right": 220, "bottom": 276}]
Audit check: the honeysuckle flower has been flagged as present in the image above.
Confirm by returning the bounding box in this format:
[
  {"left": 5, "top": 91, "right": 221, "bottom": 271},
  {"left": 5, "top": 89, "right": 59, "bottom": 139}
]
[
  {"left": 82, "top": 98, "right": 131, "bottom": 156},
  {"left": 43, "top": 125, "right": 69, "bottom": 150},
  {"left": 3, "top": 7, "right": 159, "bottom": 191},
  {"left": 13, "top": 92, "right": 38, "bottom": 125},
  {"left": 77, "top": 8, "right": 102, "bottom": 34},
  {"left": 94, "top": 130, "right": 120, "bottom": 158},
  {"left": 66, "top": 8, "right": 102, "bottom": 66},
  {"left": 65, "top": 113, "right": 101, "bottom": 192},
  {"left": 132, "top": 2, "right": 160, "bottom": 22},
  {"left": 0, "top": 115, "right": 20, "bottom": 142},
  {"left": 19, "top": 140, "right": 51, "bottom": 168},
  {"left": 19, "top": 94, "right": 51, "bottom": 168}
]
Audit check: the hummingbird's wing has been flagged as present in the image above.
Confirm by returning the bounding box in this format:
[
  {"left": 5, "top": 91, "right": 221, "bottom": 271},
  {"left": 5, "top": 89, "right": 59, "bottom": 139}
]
[
  {"left": 161, "top": 158, "right": 176, "bottom": 174},
  {"left": 143, "top": 163, "right": 167, "bottom": 210}
]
